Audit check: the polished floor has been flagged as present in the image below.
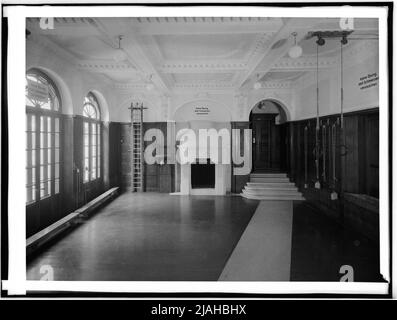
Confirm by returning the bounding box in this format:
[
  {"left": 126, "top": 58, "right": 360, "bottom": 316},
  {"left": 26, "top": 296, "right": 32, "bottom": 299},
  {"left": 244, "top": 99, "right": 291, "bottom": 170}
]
[
  {"left": 27, "top": 193, "right": 259, "bottom": 281},
  {"left": 27, "top": 193, "right": 382, "bottom": 282},
  {"left": 290, "top": 202, "right": 382, "bottom": 282}
]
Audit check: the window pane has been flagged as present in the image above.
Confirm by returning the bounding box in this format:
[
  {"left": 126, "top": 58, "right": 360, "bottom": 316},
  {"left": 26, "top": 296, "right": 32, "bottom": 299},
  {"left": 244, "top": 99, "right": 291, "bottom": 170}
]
[
  {"left": 84, "top": 158, "right": 89, "bottom": 182},
  {"left": 31, "top": 115, "right": 36, "bottom": 131},
  {"left": 27, "top": 149, "right": 32, "bottom": 167},
  {"left": 55, "top": 163, "right": 60, "bottom": 179},
  {"left": 31, "top": 149, "right": 36, "bottom": 167},
  {"left": 55, "top": 178, "right": 59, "bottom": 194},
  {"left": 26, "top": 186, "right": 33, "bottom": 203},
  {"left": 26, "top": 168, "right": 32, "bottom": 185},
  {"left": 55, "top": 133, "right": 59, "bottom": 148}
]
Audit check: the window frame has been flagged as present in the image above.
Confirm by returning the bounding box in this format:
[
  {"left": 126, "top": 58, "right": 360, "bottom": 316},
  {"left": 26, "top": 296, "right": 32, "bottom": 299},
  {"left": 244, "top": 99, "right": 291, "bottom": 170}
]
[
  {"left": 82, "top": 93, "right": 101, "bottom": 184},
  {"left": 25, "top": 69, "right": 62, "bottom": 205}
]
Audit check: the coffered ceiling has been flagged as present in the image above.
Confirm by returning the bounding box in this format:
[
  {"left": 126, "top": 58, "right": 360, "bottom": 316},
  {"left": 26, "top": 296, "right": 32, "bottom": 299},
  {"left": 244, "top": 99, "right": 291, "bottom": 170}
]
[{"left": 26, "top": 17, "right": 378, "bottom": 93}]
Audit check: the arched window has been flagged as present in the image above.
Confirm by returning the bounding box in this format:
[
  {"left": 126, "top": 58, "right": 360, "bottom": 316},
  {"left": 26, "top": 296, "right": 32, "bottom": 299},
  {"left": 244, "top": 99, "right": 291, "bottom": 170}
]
[
  {"left": 83, "top": 93, "right": 101, "bottom": 183},
  {"left": 25, "top": 69, "right": 61, "bottom": 204}
]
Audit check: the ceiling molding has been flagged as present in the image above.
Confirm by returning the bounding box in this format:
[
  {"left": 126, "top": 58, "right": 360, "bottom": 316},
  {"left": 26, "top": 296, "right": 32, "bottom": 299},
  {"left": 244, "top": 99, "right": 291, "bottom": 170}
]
[
  {"left": 131, "top": 17, "right": 283, "bottom": 35},
  {"left": 270, "top": 57, "right": 337, "bottom": 71},
  {"left": 159, "top": 60, "right": 247, "bottom": 73},
  {"left": 77, "top": 59, "right": 137, "bottom": 72}
]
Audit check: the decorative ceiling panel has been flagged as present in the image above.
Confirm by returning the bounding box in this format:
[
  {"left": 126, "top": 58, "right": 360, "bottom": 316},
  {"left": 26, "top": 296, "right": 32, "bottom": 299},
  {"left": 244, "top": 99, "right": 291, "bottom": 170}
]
[{"left": 153, "top": 34, "right": 259, "bottom": 61}]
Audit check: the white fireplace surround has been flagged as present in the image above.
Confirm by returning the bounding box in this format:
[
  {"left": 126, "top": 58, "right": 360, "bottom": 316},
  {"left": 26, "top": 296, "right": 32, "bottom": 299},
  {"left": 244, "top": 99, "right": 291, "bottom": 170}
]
[
  {"left": 180, "top": 160, "right": 227, "bottom": 195},
  {"left": 176, "top": 120, "right": 231, "bottom": 195}
]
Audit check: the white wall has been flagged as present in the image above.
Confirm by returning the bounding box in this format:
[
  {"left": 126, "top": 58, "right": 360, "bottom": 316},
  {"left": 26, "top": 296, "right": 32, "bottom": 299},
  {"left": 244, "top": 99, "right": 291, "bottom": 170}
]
[{"left": 293, "top": 40, "right": 379, "bottom": 120}]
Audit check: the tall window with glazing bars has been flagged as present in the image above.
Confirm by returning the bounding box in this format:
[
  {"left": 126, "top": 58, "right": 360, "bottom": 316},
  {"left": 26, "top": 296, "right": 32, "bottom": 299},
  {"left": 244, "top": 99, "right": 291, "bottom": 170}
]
[
  {"left": 82, "top": 93, "right": 101, "bottom": 183},
  {"left": 25, "top": 69, "right": 61, "bottom": 204}
]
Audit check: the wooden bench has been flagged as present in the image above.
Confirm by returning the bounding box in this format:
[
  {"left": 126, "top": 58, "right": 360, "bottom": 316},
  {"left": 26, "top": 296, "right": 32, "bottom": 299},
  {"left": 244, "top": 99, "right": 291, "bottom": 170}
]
[{"left": 27, "top": 187, "right": 119, "bottom": 256}]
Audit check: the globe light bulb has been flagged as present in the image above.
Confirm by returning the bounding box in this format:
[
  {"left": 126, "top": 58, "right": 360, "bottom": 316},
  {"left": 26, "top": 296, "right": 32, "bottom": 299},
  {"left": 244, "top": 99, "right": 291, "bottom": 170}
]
[
  {"left": 146, "top": 82, "right": 154, "bottom": 91},
  {"left": 113, "top": 48, "right": 127, "bottom": 63},
  {"left": 253, "top": 81, "right": 261, "bottom": 90},
  {"left": 288, "top": 45, "right": 303, "bottom": 59}
]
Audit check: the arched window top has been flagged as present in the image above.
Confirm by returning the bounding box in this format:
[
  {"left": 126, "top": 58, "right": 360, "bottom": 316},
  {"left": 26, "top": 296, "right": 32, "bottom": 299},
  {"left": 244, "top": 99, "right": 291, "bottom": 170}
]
[
  {"left": 83, "top": 93, "right": 100, "bottom": 120},
  {"left": 25, "top": 69, "right": 61, "bottom": 111}
]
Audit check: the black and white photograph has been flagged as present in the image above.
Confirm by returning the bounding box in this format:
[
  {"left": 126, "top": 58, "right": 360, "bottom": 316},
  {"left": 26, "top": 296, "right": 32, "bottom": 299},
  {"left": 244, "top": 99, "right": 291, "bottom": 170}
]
[{"left": 1, "top": 1, "right": 394, "bottom": 301}]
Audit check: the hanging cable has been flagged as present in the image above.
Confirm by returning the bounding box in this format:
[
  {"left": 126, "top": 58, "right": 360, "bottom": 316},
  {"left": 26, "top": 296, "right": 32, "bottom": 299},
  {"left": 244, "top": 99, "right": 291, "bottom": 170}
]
[{"left": 340, "top": 41, "right": 344, "bottom": 130}]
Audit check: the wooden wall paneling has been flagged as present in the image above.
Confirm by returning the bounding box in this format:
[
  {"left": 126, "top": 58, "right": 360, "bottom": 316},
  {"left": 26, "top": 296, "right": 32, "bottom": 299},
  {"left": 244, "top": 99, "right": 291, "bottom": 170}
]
[
  {"left": 102, "top": 122, "right": 110, "bottom": 190},
  {"left": 365, "top": 113, "right": 379, "bottom": 197},
  {"left": 120, "top": 123, "right": 131, "bottom": 191},
  {"left": 73, "top": 116, "right": 84, "bottom": 206},
  {"left": 231, "top": 121, "right": 250, "bottom": 193},
  {"left": 109, "top": 122, "right": 121, "bottom": 188}
]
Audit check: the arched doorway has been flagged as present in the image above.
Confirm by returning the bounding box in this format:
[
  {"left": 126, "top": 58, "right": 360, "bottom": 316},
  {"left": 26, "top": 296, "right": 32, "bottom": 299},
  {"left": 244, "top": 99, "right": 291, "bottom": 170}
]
[{"left": 249, "top": 99, "right": 288, "bottom": 173}]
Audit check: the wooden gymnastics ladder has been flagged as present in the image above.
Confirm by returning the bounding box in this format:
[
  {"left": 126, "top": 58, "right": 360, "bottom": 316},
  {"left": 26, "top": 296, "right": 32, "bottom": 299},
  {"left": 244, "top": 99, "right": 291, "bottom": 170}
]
[{"left": 129, "top": 102, "right": 147, "bottom": 192}]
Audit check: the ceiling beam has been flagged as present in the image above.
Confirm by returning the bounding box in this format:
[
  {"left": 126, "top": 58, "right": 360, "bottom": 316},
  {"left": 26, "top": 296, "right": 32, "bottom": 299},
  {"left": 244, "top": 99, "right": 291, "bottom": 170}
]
[
  {"left": 91, "top": 18, "right": 172, "bottom": 94},
  {"left": 235, "top": 18, "right": 324, "bottom": 89}
]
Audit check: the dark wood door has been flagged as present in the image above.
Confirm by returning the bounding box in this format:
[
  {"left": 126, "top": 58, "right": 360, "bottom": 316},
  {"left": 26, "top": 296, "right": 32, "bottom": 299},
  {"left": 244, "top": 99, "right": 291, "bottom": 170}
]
[{"left": 252, "top": 113, "right": 281, "bottom": 172}]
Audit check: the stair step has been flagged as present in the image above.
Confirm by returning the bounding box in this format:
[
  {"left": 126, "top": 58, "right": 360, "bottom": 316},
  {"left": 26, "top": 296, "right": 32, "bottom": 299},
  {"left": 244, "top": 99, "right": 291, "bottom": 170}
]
[
  {"left": 240, "top": 172, "right": 304, "bottom": 201},
  {"left": 243, "top": 189, "right": 301, "bottom": 196},
  {"left": 245, "top": 186, "right": 298, "bottom": 192},
  {"left": 250, "top": 177, "right": 291, "bottom": 183},
  {"left": 250, "top": 173, "right": 287, "bottom": 178},
  {"left": 241, "top": 192, "right": 305, "bottom": 201},
  {"left": 247, "top": 181, "right": 295, "bottom": 185}
]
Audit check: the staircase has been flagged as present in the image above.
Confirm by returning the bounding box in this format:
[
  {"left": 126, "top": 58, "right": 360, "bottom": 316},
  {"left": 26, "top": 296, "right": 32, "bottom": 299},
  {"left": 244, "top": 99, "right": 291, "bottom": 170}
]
[{"left": 241, "top": 173, "right": 305, "bottom": 201}]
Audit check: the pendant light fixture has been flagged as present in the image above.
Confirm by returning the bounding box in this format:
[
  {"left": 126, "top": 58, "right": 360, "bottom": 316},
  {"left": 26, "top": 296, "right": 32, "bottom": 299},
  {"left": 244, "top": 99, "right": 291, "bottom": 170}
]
[
  {"left": 288, "top": 32, "right": 303, "bottom": 59},
  {"left": 145, "top": 74, "right": 155, "bottom": 91},
  {"left": 253, "top": 73, "right": 261, "bottom": 90},
  {"left": 113, "top": 35, "right": 128, "bottom": 63}
]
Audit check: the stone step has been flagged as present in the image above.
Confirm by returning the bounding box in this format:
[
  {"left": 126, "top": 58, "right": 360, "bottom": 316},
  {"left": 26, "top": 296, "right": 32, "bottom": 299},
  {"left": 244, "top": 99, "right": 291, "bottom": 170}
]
[
  {"left": 241, "top": 192, "right": 305, "bottom": 201},
  {"left": 250, "top": 177, "right": 291, "bottom": 183},
  {"left": 244, "top": 186, "right": 298, "bottom": 192},
  {"left": 243, "top": 188, "right": 302, "bottom": 196},
  {"left": 247, "top": 182, "right": 295, "bottom": 188},
  {"left": 250, "top": 173, "right": 287, "bottom": 178}
]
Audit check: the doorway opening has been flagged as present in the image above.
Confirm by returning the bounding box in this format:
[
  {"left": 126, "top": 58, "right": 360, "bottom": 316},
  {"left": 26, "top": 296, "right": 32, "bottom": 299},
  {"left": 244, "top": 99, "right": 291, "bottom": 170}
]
[{"left": 249, "top": 100, "right": 288, "bottom": 173}]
